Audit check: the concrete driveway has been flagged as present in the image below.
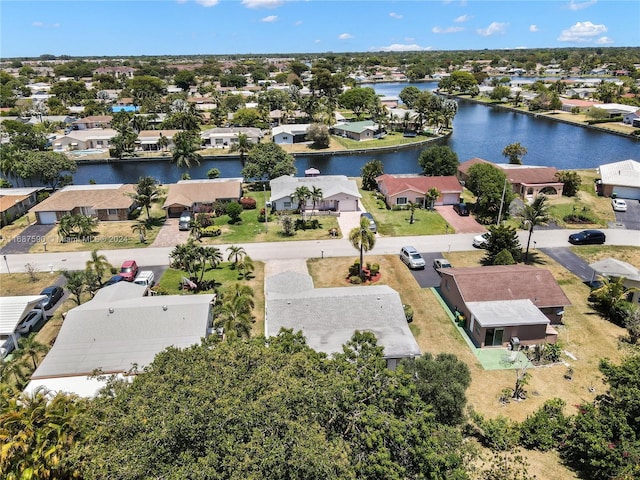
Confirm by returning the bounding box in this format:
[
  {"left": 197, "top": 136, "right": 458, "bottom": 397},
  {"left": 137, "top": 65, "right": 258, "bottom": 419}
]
[
  {"left": 539, "top": 247, "right": 596, "bottom": 282},
  {"left": 151, "top": 217, "right": 190, "bottom": 247},
  {"left": 435, "top": 205, "right": 487, "bottom": 234}
]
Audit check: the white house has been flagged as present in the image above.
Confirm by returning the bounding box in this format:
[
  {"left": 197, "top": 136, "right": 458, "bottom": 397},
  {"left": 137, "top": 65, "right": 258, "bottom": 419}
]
[
  {"left": 589, "top": 258, "right": 640, "bottom": 305},
  {"left": 52, "top": 128, "right": 117, "bottom": 151},
  {"left": 598, "top": 159, "right": 640, "bottom": 200},
  {"left": 622, "top": 110, "right": 640, "bottom": 127},
  {"left": 272, "top": 124, "right": 311, "bottom": 145},
  {"left": 200, "top": 127, "right": 263, "bottom": 149},
  {"left": 269, "top": 175, "right": 362, "bottom": 212}
]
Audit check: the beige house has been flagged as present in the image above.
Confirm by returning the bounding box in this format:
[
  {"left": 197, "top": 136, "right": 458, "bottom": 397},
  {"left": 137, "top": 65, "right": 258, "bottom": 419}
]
[
  {"left": 0, "top": 187, "right": 45, "bottom": 226},
  {"left": 597, "top": 159, "right": 640, "bottom": 200},
  {"left": 52, "top": 128, "right": 117, "bottom": 152},
  {"left": 163, "top": 178, "right": 243, "bottom": 217},
  {"left": 137, "top": 129, "right": 181, "bottom": 152},
  {"left": 30, "top": 184, "right": 136, "bottom": 224},
  {"left": 589, "top": 258, "right": 640, "bottom": 305},
  {"left": 439, "top": 265, "right": 572, "bottom": 348},
  {"left": 71, "top": 115, "right": 113, "bottom": 130}
]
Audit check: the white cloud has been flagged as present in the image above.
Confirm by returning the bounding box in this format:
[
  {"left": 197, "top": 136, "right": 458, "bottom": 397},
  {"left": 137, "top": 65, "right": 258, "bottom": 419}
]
[
  {"left": 294, "top": 20, "right": 303, "bottom": 26},
  {"left": 454, "top": 14, "right": 470, "bottom": 23},
  {"left": 567, "top": 0, "right": 597, "bottom": 11},
  {"left": 558, "top": 21, "right": 607, "bottom": 42},
  {"left": 32, "top": 21, "right": 44, "bottom": 27},
  {"left": 595, "top": 36, "right": 614, "bottom": 44},
  {"left": 261, "top": 15, "right": 277, "bottom": 22},
  {"left": 338, "top": 33, "right": 353, "bottom": 40},
  {"left": 32, "top": 21, "right": 59, "bottom": 28},
  {"left": 432, "top": 26, "right": 464, "bottom": 34},
  {"left": 389, "top": 12, "right": 403, "bottom": 19},
  {"left": 195, "top": 0, "right": 219, "bottom": 6},
  {"left": 241, "top": 0, "right": 283, "bottom": 8},
  {"left": 378, "top": 43, "right": 431, "bottom": 52},
  {"left": 529, "top": 24, "right": 539, "bottom": 32},
  {"left": 314, "top": 39, "right": 321, "bottom": 44},
  {"left": 476, "top": 22, "right": 508, "bottom": 37},
  {"left": 52, "top": 23, "right": 60, "bottom": 28}
]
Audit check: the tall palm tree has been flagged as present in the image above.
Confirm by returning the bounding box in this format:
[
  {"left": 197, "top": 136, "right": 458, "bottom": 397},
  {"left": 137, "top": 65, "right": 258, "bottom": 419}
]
[
  {"left": 171, "top": 130, "right": 202, "bottom": 169},
  {"left": 349, "top": 217, "right": 376, "bottom": 278},
  {"left": 517, "top": 194, "right": 550, "bottom": 263},
  {"left": 157, "top": 132, "right": 170, "bottom": 152},
  {"left": 229, "top": 133, "right": 252, "bottom": 164},
  {"left": 131, "top": 221, "right": 148, "bottom": 243},
  {"left": 292, "top": 186, "right": 311, "bottom": 214},
  {"left": 425, "top": 187, "right": 440, "bottom": 211},
  {"left": 226, "top": 245, "right": 247, "bottom": 268},
  {"left": 205, "top": 246, "right": 223, "bottom": 270},
  {"left": 214, "top": 296, "right": 254, "bottom": 340},
  {"left": 17, "top": 334, "right": 49, "bottom": 370},
  {"left": 407, "top": 201, "right": 419, "bottom": 224},
  {"left": 310, "top": 186, "right": 323, "bottom": 216},
  {"left": 131, "top": 175, "right": 159, "bottom": 219},
  {"left": 85, "top": 249, "right": 113, "bottom": 287}
]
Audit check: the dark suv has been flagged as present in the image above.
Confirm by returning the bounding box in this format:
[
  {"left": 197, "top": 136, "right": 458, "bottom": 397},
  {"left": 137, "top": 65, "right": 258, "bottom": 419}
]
[{"left": 453, "top": 203, "right": 469, "bottom": 216}]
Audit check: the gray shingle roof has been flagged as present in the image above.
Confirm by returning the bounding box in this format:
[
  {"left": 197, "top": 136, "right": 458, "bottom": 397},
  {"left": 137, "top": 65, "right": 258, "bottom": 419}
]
[{"left": 269, "top": 175, "right": 361, "bottom": 202}]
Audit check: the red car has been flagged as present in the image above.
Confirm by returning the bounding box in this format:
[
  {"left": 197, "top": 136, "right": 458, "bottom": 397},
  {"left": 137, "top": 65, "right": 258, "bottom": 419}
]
[{"left": 119, "top": 260, "right": 139, "bottom": 282}]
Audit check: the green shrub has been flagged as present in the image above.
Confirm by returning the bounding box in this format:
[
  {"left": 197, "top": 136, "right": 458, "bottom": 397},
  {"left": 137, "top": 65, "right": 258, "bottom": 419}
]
[
  {"left": 370, "top": 263, "right": 380, "bottom": 275},
  {"left": 348, "top": 262, "right": 360, "bottom": 277},
  {"left": 403, "top": 304, "right": 414, "bottom": 323},
  {"left": 519, "top": 398, "right": 568, "bottom": 451},
  {"left": 349, "top": 276, "right": 362, "bottom": 284},
  {"left": 471, "top": 412, "right": 521, "bottom": 451},
  {"left": 201, "top": 226, "right": 221, "bottom": 237}
]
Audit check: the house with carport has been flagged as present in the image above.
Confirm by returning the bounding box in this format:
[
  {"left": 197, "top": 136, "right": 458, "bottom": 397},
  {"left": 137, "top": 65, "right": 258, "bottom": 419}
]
[
  {"left": 24, "top": 282, "right": 215, "bottom": 397},
  {"left": 0, "top": 186, "right": 46, "bottom": 226},
  {"left": 30, "top": 184, "right": 136, "bottom": 224},
  {"left": 597, "top": 159, "right": 640, "bottom": 200},
  {"left": 201, "top": 127, "right": 263, "bottom": 149},
  {"left": 265, "top": 271, "right": 421, "bottom": 369},
  {"left": 1, "top": 295, "right": 47, "bottom": 359},
  {"left": 52, "top": 128, "right": 117, "bottom": 152},
  {"left": 137, "top": 129, "right": 181, "bottom": 152},
  {"left": 589, "top": 258, "right": 640, "bottom": 305},
  {"left": 162, "top": 178, "right": 243, "bottom": 217},
  {"left": 438, "top": 265, "right": 572, "bottom": 348},
  {"left": 271, "top": 124, "right": 311, "bottom": 145},
  {"left": 269, "top": 175, "right": 361, "bottom": 212},
  {"left": 375, "top": 174, "right": 463, "bottom": 208}
]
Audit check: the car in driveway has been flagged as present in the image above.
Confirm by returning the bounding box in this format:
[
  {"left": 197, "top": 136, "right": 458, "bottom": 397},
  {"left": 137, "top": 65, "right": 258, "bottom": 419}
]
[
  {"left": 452, "top": 203, "right": 470, "bottom": 216},
  {"left": 360, "top": 212, "right": 377, "bottom": 233},
  {"left": 433, "top": 258, "right": 452, "bottom": 272},
  {"left": 104, "top": 275, "right": 126, "bottom": 286},
  {"left": 473, "top": 232, "right": 491, "bottom": 248},
  {"left": 40, "top": 286, "right": 64, "bottom": 310},
  {"left": 119, "top": 260, "right": 139, "bottom": 282},
  {"left": 568, "top": 229, "right": 606, "bottom": 245},
  {"left": 400, "top": 246, "right": 426, "bottom": 269},
  {"left": 16, "top": 308, "right": 44, "bottom": 335},
  {"left": 611, "top": 198, "right": 627, "bottom": 212},
  {"left": 178, "top": 211, "right": 192, "bottom": 231}
]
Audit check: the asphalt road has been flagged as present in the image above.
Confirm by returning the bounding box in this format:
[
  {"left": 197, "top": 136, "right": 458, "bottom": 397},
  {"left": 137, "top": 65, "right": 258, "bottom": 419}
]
[{"left": 539, "top": 247, "right": 595, "bottom": 282}]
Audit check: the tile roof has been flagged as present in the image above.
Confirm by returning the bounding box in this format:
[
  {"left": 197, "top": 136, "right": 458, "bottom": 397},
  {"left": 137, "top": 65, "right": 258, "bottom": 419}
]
[
  {"left": 163, "top": 178, "right": 243, "bottom": 208},
  {"left": 376, "top": 174, "right": 463, "bottom": 196},
  {"left": 458, "top": 158, "right": 560, "bottom": 185},
  {"left": 440, "top": 265, "right": 572, "bottom": 308},
  {"left": 270, "top": 175, "right": 361, "bottom": 202},
  {"left": 31, "top": 184, "right": 135, "bottom": 212}
]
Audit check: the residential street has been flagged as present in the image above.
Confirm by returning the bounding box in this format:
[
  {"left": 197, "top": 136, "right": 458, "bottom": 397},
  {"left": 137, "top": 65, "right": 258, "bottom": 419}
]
[{"left": 1, "top": 227, "right": 638, "bottom": 275}]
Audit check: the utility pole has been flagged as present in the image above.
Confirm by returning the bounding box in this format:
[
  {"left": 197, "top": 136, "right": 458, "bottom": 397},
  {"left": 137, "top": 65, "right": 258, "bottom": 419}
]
[{"left": 496, "top": 177, "right": 508, "bottom": 226}]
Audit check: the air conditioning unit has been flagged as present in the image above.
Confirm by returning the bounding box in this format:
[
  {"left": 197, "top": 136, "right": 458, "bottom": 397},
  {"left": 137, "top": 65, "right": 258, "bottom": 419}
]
[{"left": 509, "top": 337, "right": 520, "bottom": 351}]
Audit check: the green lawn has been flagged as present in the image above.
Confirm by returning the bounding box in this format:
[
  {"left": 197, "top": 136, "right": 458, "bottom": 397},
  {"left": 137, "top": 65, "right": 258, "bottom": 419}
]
[
  {"left": 157, "top": 262, "right": 247, "bottom": 294},
  {"left": 332, "top": 131, "right": 436, "bottom": 150},
  {"left": 358, "top": 187, "right": 451, "bottom": 235}
]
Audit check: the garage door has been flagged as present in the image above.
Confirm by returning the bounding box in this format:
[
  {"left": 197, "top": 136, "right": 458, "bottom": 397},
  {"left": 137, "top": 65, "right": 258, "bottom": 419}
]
[
  {"left": 37, "top": 211, "right": 57, "bottom": 224},
  {"left": 613, "top": 186, "right": 640, "bottom": 201},
  {"left": 442, "top": 193, "right": 460, "bottom": 205}
]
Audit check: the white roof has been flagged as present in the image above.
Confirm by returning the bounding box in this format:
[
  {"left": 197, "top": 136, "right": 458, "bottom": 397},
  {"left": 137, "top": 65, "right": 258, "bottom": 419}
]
[
  {"left": 466, "top": 299, "right": 550, "bottom": 328},
  {"left": 265, "top": 272, "right": 421, "bottom": 359},
  {"left": 55, "top": 128, "right": 117, "bottom": 142},
  {"left": 272, "top": 124, "right": 311, "bottom": 136},
  {"left": 31, "top": 284, "right": 214, "bottom": 382},
  {"left": 25, "top": 374, "right": 131, "bottom": 398},
  {"left": 598, "top": 159, "right": 640, "bottom": 189},
  {"left": 0, "top": 295, "right": 47, "bottom": 335},
  {"left": 269, "top": 175, "right": 361, "bottom": 202},
  {"left": 589, "top": 257, "right": 640, "bottom": 282}
]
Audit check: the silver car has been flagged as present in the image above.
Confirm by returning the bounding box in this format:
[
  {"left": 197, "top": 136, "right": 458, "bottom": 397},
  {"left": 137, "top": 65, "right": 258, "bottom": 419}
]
[{"left": 400, "top": 246, "right": 426, "bottom": 269}]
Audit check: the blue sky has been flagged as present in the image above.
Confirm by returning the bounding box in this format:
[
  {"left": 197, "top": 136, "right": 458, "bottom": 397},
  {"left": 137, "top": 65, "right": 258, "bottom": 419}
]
[{"left": 1, "top": 0, "right": 637, "bottom": 58}]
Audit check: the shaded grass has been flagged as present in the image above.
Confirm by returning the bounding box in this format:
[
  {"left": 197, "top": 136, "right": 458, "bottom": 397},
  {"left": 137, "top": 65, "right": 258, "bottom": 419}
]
[{"left": 0, "top": 272, "right": 60, "bottom": 296}]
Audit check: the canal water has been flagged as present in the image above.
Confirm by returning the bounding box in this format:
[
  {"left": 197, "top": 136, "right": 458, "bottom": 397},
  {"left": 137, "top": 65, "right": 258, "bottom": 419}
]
[{"left": 71, "top": 81, "right": 638, "bottom": 184}]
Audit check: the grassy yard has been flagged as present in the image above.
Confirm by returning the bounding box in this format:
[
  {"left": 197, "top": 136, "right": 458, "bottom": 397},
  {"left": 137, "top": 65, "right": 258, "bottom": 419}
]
[
  {"left": 0, "top": 212, "right": 37, "bottom": 249},
  {"left": 332, "top": 131, "right": 438, "bottom": 150},
  {"left": 358, "top": 184, "right": 452, "bottom": 235}
]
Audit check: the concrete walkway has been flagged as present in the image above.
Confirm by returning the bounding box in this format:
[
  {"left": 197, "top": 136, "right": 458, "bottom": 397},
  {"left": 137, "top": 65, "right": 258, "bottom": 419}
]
[
  {"left": 264, "top": 258, "right": 309, "bottom": 277},
  {"left": 336, "top": 211, "right": 363, "bottom": 239}
]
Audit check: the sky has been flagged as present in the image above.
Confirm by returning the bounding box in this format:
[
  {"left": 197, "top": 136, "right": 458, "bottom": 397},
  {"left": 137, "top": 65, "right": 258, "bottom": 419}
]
[{"left": 1, "top": 0, "right": 638, "bottom": 58}]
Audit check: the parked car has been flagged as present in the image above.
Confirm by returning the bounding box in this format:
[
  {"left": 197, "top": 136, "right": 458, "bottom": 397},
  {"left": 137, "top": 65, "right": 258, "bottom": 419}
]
[
  {"left": 452, "top": 203, "right": 470, "bottom": 216},
  {"left": 360, "top": 212, "right": 377, "bottom": 233},
  {"left": 16, "top": 308, "right": 44, "bottom": 335},
  {"left": 178, "top": 211, "right": 192, "bottom": 231},
  {"left": 0, "top": 335, "right": 17, "bottom": 359},
  {"left": 611, "top": 198, "right": 627, "bottom": 212},
  {"left": 40, "top": 286, "right": 64, "bottom": 310},
  {"left": 568, "top": 229, "right": 606, "bottom": 245},
  {"left": 119, "top": 260, "right": 139, "bottom": 282},
  {"left": 473, "top": 232, "right": 491, "bottom": 248},
  {"left": 433, "top": 258, "right": 452, "bottom": 272},
  {"left": 133, "top": 270, "right": 155, "bottom": 287},
  {"left": 400, "top": 246, "right": 426, "bottom": 269},
  {"left": 104, "top": 275, "right": 126, "bottom": 286}
]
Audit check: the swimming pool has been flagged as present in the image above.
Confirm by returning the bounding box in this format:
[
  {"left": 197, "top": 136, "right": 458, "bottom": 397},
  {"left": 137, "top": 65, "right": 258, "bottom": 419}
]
[{"left": 70, "top": 149, "right": 107, "bottom": 155}]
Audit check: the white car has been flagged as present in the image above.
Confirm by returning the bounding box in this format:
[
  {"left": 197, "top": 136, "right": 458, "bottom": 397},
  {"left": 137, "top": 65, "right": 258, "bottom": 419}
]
[
  {"left": 16, "top": 308, "right": 44, "bottom": 335},
  {"left": 611, "top": 198, "right": 627, "bottom": 212},
  {"left": 473, "top": 232, "right": 491, "bottom": 248}
]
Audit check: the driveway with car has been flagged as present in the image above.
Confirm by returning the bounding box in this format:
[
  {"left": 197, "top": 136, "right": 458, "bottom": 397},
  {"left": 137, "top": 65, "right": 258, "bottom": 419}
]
[
  {"left": 406, "top": 250, "right": 450, "bottom": 288},
  {"left": 435, "top": 205, "right": 487, "bottom": 234},
  {"left": 612, "top": 198, "right": 640, "bottom": 230}
]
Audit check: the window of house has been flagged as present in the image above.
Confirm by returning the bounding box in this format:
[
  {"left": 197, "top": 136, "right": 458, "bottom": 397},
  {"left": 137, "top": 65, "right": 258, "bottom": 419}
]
[
  {"left": 107, "top": 209, "right": 118, "bottom": 215},
  {"left": 415, "top": 197, "right": 424, "bottom": 206},
  {"left": 284, "top": 202, "right": 291, "bottom": 208},
  {"left": 396, "top": 197, "right": 407, "bottom": 205}
]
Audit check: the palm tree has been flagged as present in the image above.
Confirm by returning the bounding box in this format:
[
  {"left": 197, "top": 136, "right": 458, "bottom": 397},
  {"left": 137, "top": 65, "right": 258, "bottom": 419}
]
[
  {"left": 229, "top": 133, "right": 252, "bottom": 164},
  {"left": 226, "top": 245, "right": 246, "bottom": 268},
  {"left": 131, "top": 221, "right": 148, "bottom": 243},
  {"left": 171, "top": 130, "right": 202, "bottom": 169},
  {"left": 214, "top": 296, "right": 254, "bottom": 340},
  {"left": 310, "top": 186, "right": 323, "bottom": 216},
  {"left": 205, "top": 247, "right": 223, "bottom": 270},
  {"left": 236, "top": 256, "right": 255, "bottom": 280},
  {"left": 130, "top": 176, "right": 159, "bottom": 219},
  {"left": 502, "top": 142, "right": 528, "bottom": 165},
  {"left": 425, "top": 187, "right": 440, "bottom": 211},
  {"left": 407, "top": 201, "right": 420, "bottom": 224},
  {"left": 292, "top": 185, "right": 311, "bottom": 214},
  {"left": 517, "top": 195, "right": 550, "bottom": 263},
  {"left": 17, "top": 334, "right": 49, "bottom": 370},
  {"left": 224, "top": 283, "right": 255, "bottom": 311},
  {"left": 349, "top": 217, "right": 376, "bottom": 278},
  {"left": 85, "top": 249, "right": 112, "bottom": 287},
  {"left": 157, "top": 132, "right": 170, "bottom": 152}
]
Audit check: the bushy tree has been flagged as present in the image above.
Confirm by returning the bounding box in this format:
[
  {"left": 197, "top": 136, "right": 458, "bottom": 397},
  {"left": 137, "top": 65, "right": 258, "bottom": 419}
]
[
  {"left": 483, "top": 225, "right": 522, "bottom": 265},
  {"left": 502, "top": 142, "right": 528, "bottom": 165},
  {"left": 361, "top": 159, "right": 383, "bottom": 191},
  {"left": 225, "top": 201, "right": 243, "bottom": 224},
  {"left": 418, "top": 145, "right": 459, "bottom": 176},
  {"left": 23, "top": 151, "right": 77, "bottom": 189},
  {"left": 555, "top": 170, "right": 582, "bottom": 197},
  {"left": 306, "top": 123, "right": 330, "bottom": 148},
  {"left": 466, "top": 163, "right": 514, "bottom": 224},
  {"left": 399, "top": 85, "right": 421, "bottom": 109},
  {"left": 241, "top": 142, "right": 296, "bottom": 180},
  {"left": 519, "top": 398, "right": 569, "bottom": 451},
  {"left": 337, "top": 87, "right": 378, "bottom": 117}
]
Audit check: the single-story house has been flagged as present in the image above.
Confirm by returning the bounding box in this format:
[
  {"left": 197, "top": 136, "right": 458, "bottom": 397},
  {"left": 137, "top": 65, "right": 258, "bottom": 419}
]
[
  {"left": 596, "top": 103, "right": 639, "bottom": 118},
  {"left": 560, "top": 98, "right": 598, "bottom": 112},
  {"left": 622, "top": 110, "right": 640, "bottom": 127},
  {"left": 271, "top": 124, "right": 311, "bottom": 145},
  {"left": 71, "top": 115, "right": 113, "bottom": 130},
  {"left": 598, "top": 159, "right": 640, "bottom": 200},
  {"left": 589, "top": 258, "right": 640, "bottom": 305},
  {"left": 458, "top": 158, "right": 564, "bottom": 200},
  {"left": 93, "top": 66, "right": 135, "bottom": 78},
  {"left": 439, "top": 265, "right": 572, "bottom": 348},
  {"left": 52, "top": 128, "right": 118, "bottom": 151},
  {"left": 30, "top": 184, "right": 136, "bottom": 224},
  {"left": 25, "top": 282, "right": 215, "bottom": 397},
  {"left": 0, "top": 187, "right": 45, "bottom": 226},
  {"left": 137, "top": 129, "right": 181, "bottom": 152},
  {"left": 269, "top": 109, "right": 308, "bottom": 125},
  {"left": 269, "top": 175, "right": 361, "bottom": 212},
  {"left": 163, "top": 178, "right": 243, "bottom": 217},
  {"left": 375, "top": 174, "right": 463, "bottom": 208},
  {"left": 388, "top": 108, "right": 419, "bottom": 131},
  {"left": 332, "top": 120, "right": 382, "bottom": 141},
  {"left": 265, "top": 271, "right": 421, "bottom": 369},
  {"left": 200, "top": 127, "right": 263, "bottom": 149}
]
